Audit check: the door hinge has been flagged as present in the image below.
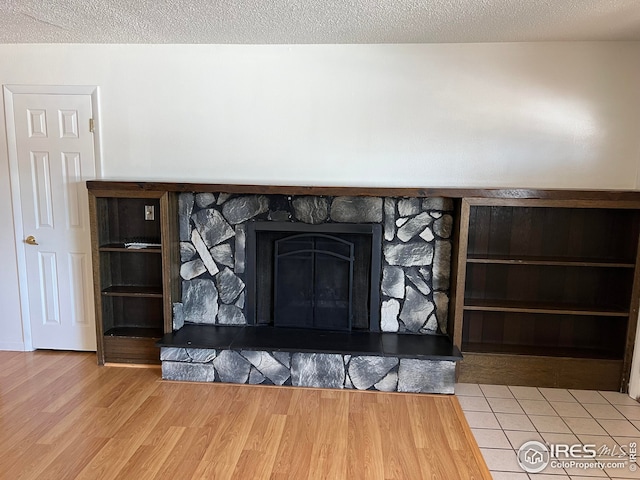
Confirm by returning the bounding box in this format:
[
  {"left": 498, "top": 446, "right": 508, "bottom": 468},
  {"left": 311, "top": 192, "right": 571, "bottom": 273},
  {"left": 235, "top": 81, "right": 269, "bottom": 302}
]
[{"left": 89, "top": 118, "right": 95, "bottom": 133}]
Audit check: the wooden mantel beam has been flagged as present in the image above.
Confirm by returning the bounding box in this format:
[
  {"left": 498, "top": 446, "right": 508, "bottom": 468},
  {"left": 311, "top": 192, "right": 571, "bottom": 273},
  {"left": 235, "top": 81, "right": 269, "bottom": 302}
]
[{"left": 87, "top": 180, "right": 640, "bottom": 203}]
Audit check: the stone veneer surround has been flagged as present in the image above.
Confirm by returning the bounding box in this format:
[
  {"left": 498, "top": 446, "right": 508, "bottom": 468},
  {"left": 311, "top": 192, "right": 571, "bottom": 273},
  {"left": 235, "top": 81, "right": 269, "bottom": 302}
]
[
  {"left": 161, "top": 347, "right": 456, "bottom": 394},
  {"left": 163, "top": 191, "right": 458, "bottom": 394},
  {"left": 173, "top": 193, "right": 454, "bottom": 334}
]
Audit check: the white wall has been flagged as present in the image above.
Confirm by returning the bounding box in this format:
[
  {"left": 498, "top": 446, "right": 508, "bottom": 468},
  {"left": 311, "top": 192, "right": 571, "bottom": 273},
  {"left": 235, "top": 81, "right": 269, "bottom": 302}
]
[
  {"left": 0, "top": 131, "right": 25, "bottom": 350},
  {"left": 1, "top": 42, "right": 640, "bottom": 350}
]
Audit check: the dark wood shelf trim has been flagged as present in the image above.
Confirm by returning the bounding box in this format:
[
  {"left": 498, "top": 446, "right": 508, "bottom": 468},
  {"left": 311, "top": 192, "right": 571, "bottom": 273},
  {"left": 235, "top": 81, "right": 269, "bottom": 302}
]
[
  {"left": 458, "top": 352, "right": 623, "bottom": 390},
  {"left": 466, "top": 254, "right": 635, "bottom": 268},
  {"left": 99, "top": 243, "right": 162, "bottom": 253},
  {"left": 102, "top": 286, "right": 163, "bottom": 298},
  {"left": 86, "top": 180, "right": 640, "bottom": 203},
  {"left": 103, "top": 326, "right": 163, "bottom": 338},
  {"left": 462, "top": 342, "right": 623, "bottom": 360},
  {"left": 464, "top": 298, "right": 629, "bottom": 317}
]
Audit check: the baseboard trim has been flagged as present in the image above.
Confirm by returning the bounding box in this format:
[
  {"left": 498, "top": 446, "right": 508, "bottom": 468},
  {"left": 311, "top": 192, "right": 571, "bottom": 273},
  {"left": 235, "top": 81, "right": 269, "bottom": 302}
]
[{"left": 0, "top": 342, "right": 27, "bottom": 351}]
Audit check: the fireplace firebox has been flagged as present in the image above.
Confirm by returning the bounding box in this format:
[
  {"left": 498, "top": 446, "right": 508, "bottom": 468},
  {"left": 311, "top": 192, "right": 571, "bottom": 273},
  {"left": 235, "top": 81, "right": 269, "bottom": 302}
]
[{"left": 246, "top": 223, "right": 382, "bottom": 331}]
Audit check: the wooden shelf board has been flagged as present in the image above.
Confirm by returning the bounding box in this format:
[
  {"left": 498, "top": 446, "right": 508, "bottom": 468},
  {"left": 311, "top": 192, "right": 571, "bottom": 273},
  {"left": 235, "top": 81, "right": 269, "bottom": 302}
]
[
  {"left": 99, "top": 243, "right": 162, "bottom": 253},
  {"left": 466, "top": 253, "right": 635, "bottom": 268},
  {"left": 104, "top": 326, "right": 163, "bottom": 338},
  {"left": 463, "top": 298, "right": 629, "bottom": 317},
  {"left": 462, "top": 342, "right": 622, "bottom": 360},
  {"left": 458, "top": 352, "right": 623, "bottom": 390},
  {"left": 102, "top": 285, "right": 163, "bottom": 298}
]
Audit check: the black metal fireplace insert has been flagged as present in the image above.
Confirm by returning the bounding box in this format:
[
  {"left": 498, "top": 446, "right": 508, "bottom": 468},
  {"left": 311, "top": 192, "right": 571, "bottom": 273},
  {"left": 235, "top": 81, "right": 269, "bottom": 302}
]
[{"left": 246, "top": 222, "right": 382, "bottom": 331}]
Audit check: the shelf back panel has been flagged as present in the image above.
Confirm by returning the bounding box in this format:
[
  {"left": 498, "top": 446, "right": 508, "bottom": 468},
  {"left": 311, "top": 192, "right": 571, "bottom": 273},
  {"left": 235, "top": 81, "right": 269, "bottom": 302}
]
[
  {"left": 462, "top": 310, "right": 627, "bottom": 359},
  {"left": 468, "top": 206, "right": 640, "bottom": 263},
  {"left": 97, "top": 197, "right": 162, "bottom": 246}
]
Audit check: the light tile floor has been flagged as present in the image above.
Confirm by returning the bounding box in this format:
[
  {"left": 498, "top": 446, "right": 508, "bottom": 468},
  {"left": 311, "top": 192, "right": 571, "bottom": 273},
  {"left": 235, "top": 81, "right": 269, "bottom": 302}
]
[{"left": 457, "top": 384, "right": 640, "bottom": 479}]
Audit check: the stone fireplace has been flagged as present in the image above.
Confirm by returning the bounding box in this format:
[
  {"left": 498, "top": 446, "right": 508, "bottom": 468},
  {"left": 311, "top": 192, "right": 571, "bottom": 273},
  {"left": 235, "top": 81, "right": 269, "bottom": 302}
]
[{"left": 160, "top": 191, "right": 461, "bottom": 393}]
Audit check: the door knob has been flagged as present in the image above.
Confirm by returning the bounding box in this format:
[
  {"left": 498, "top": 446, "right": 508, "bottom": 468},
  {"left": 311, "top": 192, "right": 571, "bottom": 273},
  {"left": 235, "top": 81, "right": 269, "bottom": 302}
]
[{"left": 25, "top": 235, "right": 38, "bottom": 245}]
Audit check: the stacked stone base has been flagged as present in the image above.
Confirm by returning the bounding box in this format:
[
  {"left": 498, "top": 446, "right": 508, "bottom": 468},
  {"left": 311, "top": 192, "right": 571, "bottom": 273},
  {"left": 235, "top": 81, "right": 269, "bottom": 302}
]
[{"left": 161, "top": 347, "right": 456, "bottom": 394}]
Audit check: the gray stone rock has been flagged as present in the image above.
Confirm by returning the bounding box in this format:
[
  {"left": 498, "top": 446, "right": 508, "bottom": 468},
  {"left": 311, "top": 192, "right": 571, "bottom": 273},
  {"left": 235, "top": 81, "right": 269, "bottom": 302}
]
[
  {"left": 396, "top": 217, "right": 409, "bottom": 227},
  {"left": 381, "top": 299, "right": 400, "bottom": 332},
  {"left": 217, "top": 304, "right": 246, "bottom": 325},
  {"left": 384, "top": 242, "right": 433, "bottom": 267},
  {"left": 268, "top": 210, "right": 291, "bottom": 222},
  {"left": 374, "top": 370, "right": 399, "bottom": 392},
  {"left": 191, "top": 208, "right": 235, "bottom": 248},
  {"left": 383, "top": 198, "right": 396, "bottom": 241},
  {"left": 422, "top": 197, "right": 454, "bottom": 212},
  {"left": 419, "top": 227, "right": 435, "bottom": 242},
  {"left": 209, "top": 244, "right": 234, "bottom": 268},
  {"left": 291, "top": 353, "right": 345, "bottom": 389},
  {"left": 292, "top": 196, "right": 329, "bottom": 224},
  {"left": 215, "top": 267, "right": 245, "bottom": 304},
  {"left": 191, "top": 228, "right": 219, "bottom": 276},
  {"left": 213, "top": 350, "right": 251, "bottom": 384},
  {"left": 419, "top": 267, "right": 431, "bottom": 281},
  {"left": 430, "top": 211, "right": 443, "bottom": 219},
  {"left": 180, "top": 259, "right": 206, "bottom": 280},
  {"left": 195, "top": 192, "right": 216, "bottom": 208},
  {"left": 182, "top": 279, "right": 218, "bottom": 324},
  {"left": 249, "top": 367, "right": 266, "bottom": 384},
  {"left": 433, "top": 241, "right": 452, "bottom": 290},
  {"left": 160, "top": 347, "right": 190, "bottom": 362},
  {"left": 381, "top": 266, "right": 405, "bottom": 299},
  {"left": 273, "top": 351, "right": 291, "bottom": 368},
  {"left": 235, "top": 291, "right": 245, "bottom": 309},
  {"left": 397, "top": 212, "right": 434, "bottom": 242},
  {"left": 348, "top": 356, "right": 398, "bottom": 390},
  {"left": 173, "top": 302, "right": 184, "bottom": 330},
  {"left": 217, "top": 193, "right": 231, "bottom": 205},
  {"left": 397, "top": 359, "right": 456, "bottom": 394},
  {"left": 187, "top": 348, "right": 217, "bottom": 363},
  {"left": 422, "top": 314, "right": 438, "bottom": 333},
  {"left": 434, "top": 292, "right": 449, "bottom": 334},
  {"left": 330, "top": 197, "right": 383, "bottom": 223},
  {"left": 235, "top": 225, "right": 246, "bottom": 274},
  {"left": 222, "top": 195, "right": 269, "bottom": 224},
  {"left": 398, "top": 198, "right": 420, "bottom": 217},
  {"left": 162, "top": 361, "right": 216, "bottom": 382},
  {"left": 203, "top": 352, "right": 226, "bottom": 369},
  {"left": 399, "top": 286, "right": 435, "bottom": 332},
  {"left": 180, "top": 241, "right": 196, "bottom": 262},
  {"left": 345, "top": 374, "right": 354, "bottom": 389},
  {"left": 241, "top": 350, "right": 291, "bottom": 385},
  {"left": 179, "top": 193, "right": 194, "bottom": 241},
  {"left": 405, "top": 267, "right": 431, "bottom": 296},
  {"left": 434, "top": 214, "right": 453, "bottom": 239}
]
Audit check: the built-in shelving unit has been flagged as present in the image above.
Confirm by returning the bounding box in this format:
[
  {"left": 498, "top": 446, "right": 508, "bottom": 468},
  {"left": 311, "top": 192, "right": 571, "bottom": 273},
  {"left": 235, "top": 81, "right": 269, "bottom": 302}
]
[
  {"left": 453, "top": 200, "right": 640, "bottom": 390},
  {"left": 88, "top": 189, "right": 178, "bottom": 364},
  {"left": 86, "top": 181, "right": 640, "bottom": 390}
]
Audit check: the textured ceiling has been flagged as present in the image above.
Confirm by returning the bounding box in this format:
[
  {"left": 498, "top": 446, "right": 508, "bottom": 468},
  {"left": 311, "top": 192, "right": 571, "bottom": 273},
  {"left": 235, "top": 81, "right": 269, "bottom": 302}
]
[{"left": 1, "top": 0, "right": 640, "bottom": 44}]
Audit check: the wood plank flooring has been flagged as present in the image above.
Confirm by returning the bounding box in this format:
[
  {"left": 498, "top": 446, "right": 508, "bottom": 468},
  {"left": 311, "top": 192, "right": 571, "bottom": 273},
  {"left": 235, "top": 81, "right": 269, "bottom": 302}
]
[{"left": 0, "top": 351, "right": 490, "bottom": 479}]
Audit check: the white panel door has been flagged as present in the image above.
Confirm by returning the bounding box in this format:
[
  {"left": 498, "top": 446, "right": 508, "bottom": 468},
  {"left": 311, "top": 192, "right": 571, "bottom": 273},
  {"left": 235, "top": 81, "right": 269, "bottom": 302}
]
[{"left": 13, "top": 94, "right": 97, "bottom": 350}]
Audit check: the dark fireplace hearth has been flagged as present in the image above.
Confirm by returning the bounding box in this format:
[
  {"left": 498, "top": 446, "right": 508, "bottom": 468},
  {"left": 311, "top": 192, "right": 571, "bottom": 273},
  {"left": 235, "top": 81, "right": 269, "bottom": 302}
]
[{"left": 246, "top": 223, "right": 381, "bottom": 331}]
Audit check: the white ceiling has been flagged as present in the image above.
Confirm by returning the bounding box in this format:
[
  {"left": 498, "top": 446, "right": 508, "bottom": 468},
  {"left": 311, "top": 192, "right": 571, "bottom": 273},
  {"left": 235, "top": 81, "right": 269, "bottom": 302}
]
[{"left": 1, "top": 0, "right": 640, "bottom": 44}]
